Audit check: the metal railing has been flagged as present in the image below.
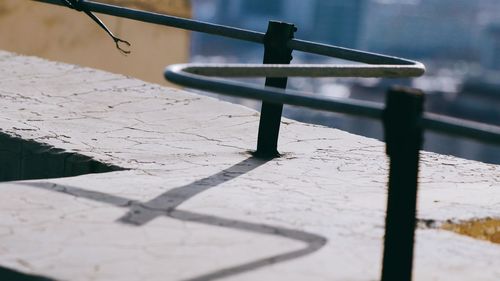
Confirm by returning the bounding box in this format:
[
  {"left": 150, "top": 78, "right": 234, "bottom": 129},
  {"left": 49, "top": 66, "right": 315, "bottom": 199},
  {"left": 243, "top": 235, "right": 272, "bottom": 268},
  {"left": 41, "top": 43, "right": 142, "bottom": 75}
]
[
  {"left": 33, "top": 1, "right": 500, "bottom": 281},
  {"left": 165, "top": 64, "right": 500, "bottom": 145}
]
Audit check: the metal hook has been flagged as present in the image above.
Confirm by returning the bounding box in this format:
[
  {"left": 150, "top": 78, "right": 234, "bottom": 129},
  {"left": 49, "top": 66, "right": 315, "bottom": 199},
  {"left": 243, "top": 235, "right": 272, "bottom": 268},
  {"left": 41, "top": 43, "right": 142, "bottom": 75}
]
[{"left": 61, "top": 0, "right": 131, "bottom": 54}]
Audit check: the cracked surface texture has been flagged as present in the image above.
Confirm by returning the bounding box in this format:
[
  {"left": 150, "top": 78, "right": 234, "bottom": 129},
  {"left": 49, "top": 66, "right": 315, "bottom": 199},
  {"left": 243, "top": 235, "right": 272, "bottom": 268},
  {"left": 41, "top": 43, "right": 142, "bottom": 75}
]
[{"left": 0, "top": 50, "right": 499, "bottom": 281}]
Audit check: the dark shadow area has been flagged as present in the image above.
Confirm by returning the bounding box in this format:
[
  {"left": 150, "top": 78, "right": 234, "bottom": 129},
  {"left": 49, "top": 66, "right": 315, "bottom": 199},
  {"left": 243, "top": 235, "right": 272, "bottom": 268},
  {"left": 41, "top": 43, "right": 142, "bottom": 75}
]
[
  {"left": 20, "top": 156, "right": 327, "bottom": 281},
  {"left": 0, "top": 266, "right": 56, "bottom": 281},
  {"left": 0, "top": 132, "right": 124, "bottom": 182}
]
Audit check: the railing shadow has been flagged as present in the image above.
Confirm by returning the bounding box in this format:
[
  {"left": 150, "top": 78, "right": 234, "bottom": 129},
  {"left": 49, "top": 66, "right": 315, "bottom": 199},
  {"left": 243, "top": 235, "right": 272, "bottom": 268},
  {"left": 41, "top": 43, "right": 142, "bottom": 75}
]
[
  {"left": 0, "top": 266, "right": 55, "bottom": 281},
  {"left": 117, "top": 156, "right": 267, "bottom": 225},
  {"left": 19, "top": 156, "right": 327, "bottom": 281}
]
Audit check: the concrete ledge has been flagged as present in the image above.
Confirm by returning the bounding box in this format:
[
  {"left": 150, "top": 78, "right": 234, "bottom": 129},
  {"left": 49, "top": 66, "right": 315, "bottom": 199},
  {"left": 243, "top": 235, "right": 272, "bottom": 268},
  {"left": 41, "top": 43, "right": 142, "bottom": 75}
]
[{"left": 0, "top": 50, "right": 499, "bottom": 280}]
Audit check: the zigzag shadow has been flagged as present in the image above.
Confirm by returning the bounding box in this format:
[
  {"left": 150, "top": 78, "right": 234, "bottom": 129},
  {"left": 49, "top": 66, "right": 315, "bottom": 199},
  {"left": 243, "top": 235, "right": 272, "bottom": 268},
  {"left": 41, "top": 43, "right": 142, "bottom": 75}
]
[{"left": 20, "top": 157, "right": 327, "bottom": 281}]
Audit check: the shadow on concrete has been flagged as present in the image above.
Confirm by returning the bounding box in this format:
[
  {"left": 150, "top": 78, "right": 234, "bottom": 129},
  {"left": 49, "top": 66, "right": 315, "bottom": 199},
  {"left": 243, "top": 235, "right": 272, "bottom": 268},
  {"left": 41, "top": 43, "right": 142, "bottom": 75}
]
[
  {"left": 0, "top": 266, "right": 55, "bottom": 281},
  {"left": 0, "top": 131, "right": 123, "bottom": 183},
  {"left": 117, "top": 156, "right": 269, "bottom": 225},
  {"left": 19, "top": 156, "right": 327, "bottom": 281},
  {"left": 169, "top": 209, "right": 326, "bottom": 281}
]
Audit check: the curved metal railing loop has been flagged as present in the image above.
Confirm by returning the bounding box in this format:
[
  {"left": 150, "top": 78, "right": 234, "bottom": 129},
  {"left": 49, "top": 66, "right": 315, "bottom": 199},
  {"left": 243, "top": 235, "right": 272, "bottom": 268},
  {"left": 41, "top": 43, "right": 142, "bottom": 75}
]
[
  {"left": 166, "top": 64, "right": 387, "bottom": 120},
  {"left": 165, "top": 64, "right": 500, "bottom": 145},
  {"left": 178, "top": 63, "right": 425, "bottom": 78}
]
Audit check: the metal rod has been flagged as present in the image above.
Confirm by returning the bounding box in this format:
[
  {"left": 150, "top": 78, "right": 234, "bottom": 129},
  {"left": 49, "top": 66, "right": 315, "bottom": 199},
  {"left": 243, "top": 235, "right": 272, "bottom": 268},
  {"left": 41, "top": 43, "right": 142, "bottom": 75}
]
[
  {"left": 165, "top": 64, "right": 500, "bottom": 145},
  {"left": 381, "top": 87, "right": 424, "bottom": 281},
  {"left": 179, "top": 64, "right": 425, "bottom": 78},
  {"left": 33, "top": 0, "right": 423, "bottom": 68},
  {"left": 33, "top": 0, "right": 265, "bottom": 43},
  {"left": 255, "top": 21, "right": 296, "bottom": 158},
  {"left": 288, "top": 39, "right": 418, "bottom": 65},
  {"left": 422, "top": 113, "right": 500, "bottom": 145},
  {"left": 165, "top": 65, "right": 384, "bottom": 120}
]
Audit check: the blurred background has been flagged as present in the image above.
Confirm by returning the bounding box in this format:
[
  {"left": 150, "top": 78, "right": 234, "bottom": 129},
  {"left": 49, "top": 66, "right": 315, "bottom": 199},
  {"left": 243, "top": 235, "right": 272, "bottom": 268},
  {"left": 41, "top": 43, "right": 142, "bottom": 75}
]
[
  {"left": 0, "top": 0, "right": 499, "bottom": 163},
  {"left": 190, "top": 0, "right": 500, "bottom": 164}
]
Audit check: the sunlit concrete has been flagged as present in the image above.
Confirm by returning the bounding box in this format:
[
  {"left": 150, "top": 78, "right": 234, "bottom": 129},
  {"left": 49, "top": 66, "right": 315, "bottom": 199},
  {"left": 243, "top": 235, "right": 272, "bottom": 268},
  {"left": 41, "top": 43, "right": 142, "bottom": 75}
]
[{"left": 0, "top": 51, "right": 499, "bottom": 281}]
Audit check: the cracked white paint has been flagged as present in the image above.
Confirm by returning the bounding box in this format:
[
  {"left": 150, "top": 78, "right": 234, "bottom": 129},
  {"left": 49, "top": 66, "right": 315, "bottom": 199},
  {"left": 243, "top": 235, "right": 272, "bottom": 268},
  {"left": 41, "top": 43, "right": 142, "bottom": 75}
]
[{"left": 0, "top": 50, "right": 499, "bottom": 281}]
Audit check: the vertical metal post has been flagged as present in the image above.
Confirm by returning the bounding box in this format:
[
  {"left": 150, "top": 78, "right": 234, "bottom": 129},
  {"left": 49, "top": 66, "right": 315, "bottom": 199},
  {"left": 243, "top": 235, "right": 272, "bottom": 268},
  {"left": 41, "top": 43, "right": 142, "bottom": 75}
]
[
  {"left": 255, "top": 21, "right": 296, "bottom": 158},
  {"left": 381, "top": 87, "right": 424, "bottom": 281}
]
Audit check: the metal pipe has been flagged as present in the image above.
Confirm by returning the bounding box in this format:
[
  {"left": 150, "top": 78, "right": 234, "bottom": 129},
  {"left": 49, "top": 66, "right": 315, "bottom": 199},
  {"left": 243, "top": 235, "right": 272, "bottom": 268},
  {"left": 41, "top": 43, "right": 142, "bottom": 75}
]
[
  {"left": 33, "top": 0, "right": 265, "bottom": 43},
  {"left": 288, "top": 39, "right": 419, "bottom": 66},
  {"left": 422, "top": 113, "right": 500, "bottom": 145},
  {"left": 32, "top": 0, "right": 423, "bottom": 68},
  {"left": 381, "top": 87, "right": 424, "bottom": 281},
  {"left": 256, "top": 21, "right": 296, "bottom": 158},
  {"left": 165, "top": 64, "right": 500, "bottom": 145},
  {"left": 165, "top": 65, "right": 385, "bottom": 120},
  {"left": 179, "top": 64, "right": 425, "bottom": 78}
]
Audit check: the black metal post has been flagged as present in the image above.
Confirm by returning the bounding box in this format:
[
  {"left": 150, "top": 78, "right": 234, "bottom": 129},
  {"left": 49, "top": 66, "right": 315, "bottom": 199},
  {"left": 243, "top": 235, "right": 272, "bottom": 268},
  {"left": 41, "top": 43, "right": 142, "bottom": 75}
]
[
  {"left": 381, "top": 87, "right": 424, "bottom": 281},
  {"left": 255, "top": 21, "right": 296, "bottom": 158}
]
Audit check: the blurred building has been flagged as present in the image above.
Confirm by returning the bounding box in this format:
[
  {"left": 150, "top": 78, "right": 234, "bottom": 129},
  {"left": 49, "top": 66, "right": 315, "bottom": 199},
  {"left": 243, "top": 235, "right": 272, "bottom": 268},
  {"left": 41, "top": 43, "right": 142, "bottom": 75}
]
[
  {"left": 359, "top": 0, "right": 482, "bottom": 60},
  {"left": 481, "top": 24, "right": 500, "bottom": 70},
  {"left": 191, "top": 0, "right": 367, "bottom": 58},
  {"left": 478, "top": 0, "right": 500, "bottom": 70},
  {"left": 312, "top": 1, "right": 366, "bottom": 47}
]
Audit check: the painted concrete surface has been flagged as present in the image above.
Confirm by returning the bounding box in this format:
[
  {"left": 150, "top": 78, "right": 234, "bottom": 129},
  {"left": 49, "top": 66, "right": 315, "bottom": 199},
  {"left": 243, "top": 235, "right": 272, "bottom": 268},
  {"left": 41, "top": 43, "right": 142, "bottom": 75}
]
[{"left": 0, "top": 50, "right": 499, "bottom": 281}]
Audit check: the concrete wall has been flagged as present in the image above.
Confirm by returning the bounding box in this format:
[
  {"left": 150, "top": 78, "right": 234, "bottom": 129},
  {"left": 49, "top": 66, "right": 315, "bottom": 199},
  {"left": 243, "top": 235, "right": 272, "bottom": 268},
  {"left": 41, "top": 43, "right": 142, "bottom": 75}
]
[{"left": 0, "top": 0, "right": 191, "bottom": 85}]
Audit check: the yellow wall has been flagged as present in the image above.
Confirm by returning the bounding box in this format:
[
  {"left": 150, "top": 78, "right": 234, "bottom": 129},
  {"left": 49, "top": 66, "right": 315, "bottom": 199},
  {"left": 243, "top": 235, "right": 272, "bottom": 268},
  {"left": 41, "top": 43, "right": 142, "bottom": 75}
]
[{"left": 0, "top": 0, "right": 192, "bottom": 85}]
